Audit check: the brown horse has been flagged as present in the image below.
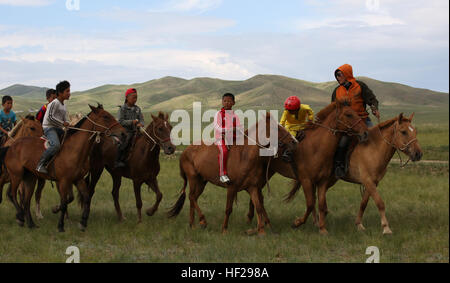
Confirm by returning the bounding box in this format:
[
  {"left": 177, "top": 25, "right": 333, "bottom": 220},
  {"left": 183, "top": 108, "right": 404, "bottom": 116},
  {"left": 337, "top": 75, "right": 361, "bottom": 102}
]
[
  {"left": 247, "top": 101, "right": 369, "bottom": 234},
  {"left": 75, "top": 112, "right": 176, "bottom": 223},
  {"left": 286, "top": 113, "right": 423, "bottom": 234},
  {"left": 0, "top": 105, "right": 126, "bottom": 232},
  {"left": 168, "top": 113, "right": 298, "bottom": 235},
  {"left": 0, "top": 115, "right": 44, "bottom": 204}
]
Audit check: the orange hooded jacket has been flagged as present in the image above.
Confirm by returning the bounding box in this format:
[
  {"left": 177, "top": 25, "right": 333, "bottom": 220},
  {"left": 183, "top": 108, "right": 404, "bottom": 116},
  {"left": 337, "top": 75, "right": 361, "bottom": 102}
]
[{"left": 334, "top": 64, "right": 369, "bottom": 118}]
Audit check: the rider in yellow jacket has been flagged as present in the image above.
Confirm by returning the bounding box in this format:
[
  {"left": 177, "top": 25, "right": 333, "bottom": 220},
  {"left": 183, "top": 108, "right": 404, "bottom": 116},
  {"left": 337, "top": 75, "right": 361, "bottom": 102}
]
[{"left": 280, "top": 96, "right": 314, "bottom": 137}]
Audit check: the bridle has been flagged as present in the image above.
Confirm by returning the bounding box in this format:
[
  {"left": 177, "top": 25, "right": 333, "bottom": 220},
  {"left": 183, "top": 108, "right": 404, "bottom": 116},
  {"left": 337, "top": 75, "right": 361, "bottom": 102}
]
[
  {"left": 139, "top": 120, "right": 172, "bottom": 151},
  {"left": 378, "top": 119, "right": 418, "bottom": 167},
  {"left": 313, "top": 105, "right": 364, "bottom": 136}
]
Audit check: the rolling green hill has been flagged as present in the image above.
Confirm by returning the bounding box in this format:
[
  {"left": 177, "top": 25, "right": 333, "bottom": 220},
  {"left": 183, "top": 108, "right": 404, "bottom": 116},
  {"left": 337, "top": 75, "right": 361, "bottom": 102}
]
[{"left": 1, "top": 75, "right": 448, "bottom": 117}]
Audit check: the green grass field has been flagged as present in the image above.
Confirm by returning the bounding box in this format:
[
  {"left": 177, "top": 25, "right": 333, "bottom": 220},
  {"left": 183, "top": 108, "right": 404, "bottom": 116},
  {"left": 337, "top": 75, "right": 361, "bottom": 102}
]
[{"left": 0, "top": 155, "right": 447, "bottom": 263}]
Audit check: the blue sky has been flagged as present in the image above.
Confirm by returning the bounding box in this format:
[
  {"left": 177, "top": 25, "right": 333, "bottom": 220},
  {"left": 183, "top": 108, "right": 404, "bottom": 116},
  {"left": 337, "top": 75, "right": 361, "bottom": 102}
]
[{"left": 0, "top": 0, "right": 448, "bottom": 92}]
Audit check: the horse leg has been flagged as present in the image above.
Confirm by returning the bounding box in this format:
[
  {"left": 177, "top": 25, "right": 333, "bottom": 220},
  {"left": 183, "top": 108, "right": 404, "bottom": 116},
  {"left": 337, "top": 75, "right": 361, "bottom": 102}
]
[
  {"left": 9, "top": 174, "right": 25, "bottom": 227},
  {"left": 355, "top": 189, "right": 370, "bottom": 231},
  {"left": 35, "top": 178, "right": 45, "bottom": 219},
  {"left": 247, "top": 187, "right": 266, "bottom": 236},
  {"left": 364, "top": 181, "right": 392, "bottom": 235},
  {"left": 87, "top": 167, "right": 103, "bottom": 200},
  {"left": 187, "top": 177, "right": 206, "bottom": 229},
  {"left": 247, "top": 199, "right": 254, "bottom": 224},
  {"left": 292, "top": 179, "right": 315, "bottom": 229},
  {"left": 56, "top": 180, "right": 70, "bottom": 232},
  {"left": 258, "top": 191, "right": 271, "bottom": 229},
  {"left": 0, "top": 173, "right": 6, "bottom": 204},
  {"left": 193, "top": 180, "right": 207, "bottom": 228},
  {"left": 111, "top": 174, "right": 125, "bottom": 221},
  {"left": 132, "top": 180, "right": 143, "bottom": 223},
  {"left": 222, "top": 187, "right": 237, "bottom": 234},
  {"left": 75, "top": 179, "right": 91, "bottom": 231},
  {"left": 145, "top": 178, "right": 162, "bottom": 217},
  {"left": 22, "top": 173, "right": 37, "bottom": 229},
  {"left": 317, "top": 184, "right": 329, "bottom": 235}
]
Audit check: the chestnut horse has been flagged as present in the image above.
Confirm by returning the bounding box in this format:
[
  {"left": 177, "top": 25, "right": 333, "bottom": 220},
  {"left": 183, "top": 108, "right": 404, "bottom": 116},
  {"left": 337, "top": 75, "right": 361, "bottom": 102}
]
[
  {"left": 168, "top": 113, "right": 298, "bottom": 235},
  {"left": 0, "top": 115, "right": 44, "bottom": 204},
  {"left": 76, "top": 112, "right": 176, "bottom": 223},
  {"left": 285, "top": 113, "right": 423, "bottom": 234},
  {"left": 247, "top": 101, "right": 369, "bottom": 234},
  {"left": 0, "top": 105, "right": 126, "bottom": 232}
]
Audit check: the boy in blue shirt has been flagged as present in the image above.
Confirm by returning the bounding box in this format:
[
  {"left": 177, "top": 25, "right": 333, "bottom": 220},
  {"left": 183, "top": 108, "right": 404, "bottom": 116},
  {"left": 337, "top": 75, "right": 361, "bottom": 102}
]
[{"left": 0, "top": 95, "right": 17, "bottom": 145}]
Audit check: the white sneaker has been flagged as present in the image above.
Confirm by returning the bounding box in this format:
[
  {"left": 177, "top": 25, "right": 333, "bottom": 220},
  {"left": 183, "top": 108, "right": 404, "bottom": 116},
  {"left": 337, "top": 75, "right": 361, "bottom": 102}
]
[{"left": 220, "top": 175, "right": 231, "bottom": 184}]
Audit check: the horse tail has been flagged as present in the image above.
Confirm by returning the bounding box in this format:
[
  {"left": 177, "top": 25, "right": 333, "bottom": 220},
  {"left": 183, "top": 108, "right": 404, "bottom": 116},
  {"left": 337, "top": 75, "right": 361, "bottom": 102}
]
[
  {"left": 283, "top": 180, "right": 301, "bottom": 203},
  {"left": 167, "top": 162, "right": 188, "bottom": 218},
  {"left": 0, "top": 147, "right": 10, "bottom": 176}
]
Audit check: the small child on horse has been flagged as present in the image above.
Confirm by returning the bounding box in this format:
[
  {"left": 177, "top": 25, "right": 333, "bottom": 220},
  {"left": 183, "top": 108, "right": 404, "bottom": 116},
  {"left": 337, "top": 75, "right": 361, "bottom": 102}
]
[
  {"left": 36, "top": 89, "right": 57, "bottom": 124},
  {"left": 214, "top": 93, "right": 241, "bottom": 184},
  {"left": 280, "top": 96, "right": 314, "bottom": 139},
  {"left": 114, "top": 88, "right": 144, "bottom": 168},
  {"left": 0, "top": 95, "right": 17, "bottom": 145},
  {"left": 36, "top": 81, "right": 71, "bottom": 174}
]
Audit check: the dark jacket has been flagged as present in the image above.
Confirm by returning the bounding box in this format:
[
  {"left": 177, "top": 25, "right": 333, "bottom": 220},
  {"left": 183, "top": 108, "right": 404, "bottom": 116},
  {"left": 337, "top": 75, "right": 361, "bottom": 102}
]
[{"left": 118, "top": 104, "right": 144, "bottom": 132}]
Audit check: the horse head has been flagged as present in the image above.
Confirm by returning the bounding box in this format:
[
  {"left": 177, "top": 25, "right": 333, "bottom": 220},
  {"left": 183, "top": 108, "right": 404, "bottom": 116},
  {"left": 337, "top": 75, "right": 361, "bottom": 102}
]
[
  {"left": 393, "top": 113, "right": 422, "bottom": 162},
  {"left": 149, "top": 112, "right": 176, "bottom": 155}
]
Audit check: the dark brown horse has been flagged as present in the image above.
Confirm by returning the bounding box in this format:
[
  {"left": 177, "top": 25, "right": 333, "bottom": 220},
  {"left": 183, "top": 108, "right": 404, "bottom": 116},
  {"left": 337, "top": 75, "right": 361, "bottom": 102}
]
[
  {"left": 0, "top": 105, "right": 126, "bottom": 232},
  {"left": 77, "top": 112, "right": 176, "bottom": 222},
  {"left": 285, "top": 113, "right": 423, "bottom": 234},
  {"left": 247, "top": 101, "right": 369, "bottom": 234},
  {"left": 168, "top": 113, "right": 298, "bottom": 235},
  {"left": 0, "top": 115, "right": 44, "bottom": 205}
]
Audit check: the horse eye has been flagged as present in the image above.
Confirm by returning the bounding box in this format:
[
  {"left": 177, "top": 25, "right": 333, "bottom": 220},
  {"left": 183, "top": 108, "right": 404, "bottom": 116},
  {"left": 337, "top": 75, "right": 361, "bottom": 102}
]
[
  {"left": 345, "top": 113, "right": 352, "bottom": 118},
  {"left": 30, "top": 127, "right": 35, "bottom": 131},
  {"left": 401, "top": 131, "right": 407, "bottom": 135},
  {"left": 158, "top": 127, "right": 163, "bottom": 132}
]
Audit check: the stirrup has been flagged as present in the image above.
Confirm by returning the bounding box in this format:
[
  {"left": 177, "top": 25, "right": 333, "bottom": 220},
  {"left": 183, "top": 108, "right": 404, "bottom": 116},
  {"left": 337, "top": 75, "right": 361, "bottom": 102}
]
[{"left": 220, "top": 175, "right": 231, "bottom": 184}]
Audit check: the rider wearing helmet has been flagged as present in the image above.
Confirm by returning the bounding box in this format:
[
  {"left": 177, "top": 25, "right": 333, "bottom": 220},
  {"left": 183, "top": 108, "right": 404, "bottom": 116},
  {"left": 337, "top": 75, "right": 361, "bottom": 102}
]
[
  {"left": 280, "top": 96, "right": 314, "bottom": 138},
  {"left": 332, "top": 64, "right": 380, "bottom": 178}
]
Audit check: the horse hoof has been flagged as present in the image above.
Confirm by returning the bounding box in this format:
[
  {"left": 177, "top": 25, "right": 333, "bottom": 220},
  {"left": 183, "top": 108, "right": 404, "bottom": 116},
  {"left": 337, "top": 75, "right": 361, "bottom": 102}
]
[
  {"left": 16, "top": 219, "right": 25, "bottom": 227},
  {"left": 383, "top": 227, "right": 393, "bottom": 235},
  {"left": 246, "top": 229, "right": 258, "bottom": 236},
  {"left": 319, "top": 229, "right": 329, "bottom": 236},
  {"left": 78, "top": 223, "right": 87, "bottom": 232},
  {"left": 291, "top": 220, "right": 302, "bottom": 229},
  {"left": 36, "top": 214, "right": 44, "bottom": 220},
  {"left": 258, "top": 231, "right": 266, "bottom": 237},
  {"left": 52, "top": 206, "right": 59, "bottom": 214},
  {"left": 58, "top": 227, "right": 65, "bottom": 233},
  {"left": 146, "top": 208, "right": 157, "bottom": 216},
  {"left": 222, "top": 229, "right": 228, "bottom": 235},
  {"left": 357, "top": 224, "right": 366, "bottom": 231},
  {"left": 199, "top": 221, "right": 207, "bottom": 229}
]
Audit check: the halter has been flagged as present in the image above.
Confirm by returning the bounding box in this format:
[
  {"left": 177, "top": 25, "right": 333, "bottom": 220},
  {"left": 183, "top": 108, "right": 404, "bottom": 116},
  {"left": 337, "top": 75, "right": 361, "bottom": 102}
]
[
  {"left": 139, "top": 120, "right": 172, "bottom": 151},
  {"left": 377, "top": 119, "right": 418, "bottom": 168}
]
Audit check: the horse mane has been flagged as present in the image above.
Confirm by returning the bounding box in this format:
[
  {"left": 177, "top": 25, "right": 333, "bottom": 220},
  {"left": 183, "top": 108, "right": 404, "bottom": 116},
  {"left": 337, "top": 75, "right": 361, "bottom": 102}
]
[
  {"left": 303, "top": 102, "right": 337, "bottom": 130},
  {"left": 376, "top": 116, "right": 411, "bottom": 131},
  {"left": 25, "top": 114, "right": 35, "bottom": 121},
  {"left": 66, "top": 114, "right": 88, "bottom": 137}
]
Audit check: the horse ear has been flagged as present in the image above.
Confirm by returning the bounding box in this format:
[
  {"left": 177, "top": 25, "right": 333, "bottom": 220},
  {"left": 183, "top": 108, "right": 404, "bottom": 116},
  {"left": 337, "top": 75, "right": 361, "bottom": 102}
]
[
  {"left": 151, "top": 114, "right": 157, "bottom": 121},
  {"left": 89, "top": 104, "right": 99, "bottom": 114},
  {"left": 409, "top": 112, "right": 415, "bottom": 121},
  {"left": 158, "top": 112, "right": 164, "bottom": 119},
  {"left": 398, "top": 113, "right": 404, "bottom": 124},
  {"left": 96, "top": 102, "right": 103, "bottom": 109},
  {"left": 164, "top": 113, "right": 169, "bottom": 121}
]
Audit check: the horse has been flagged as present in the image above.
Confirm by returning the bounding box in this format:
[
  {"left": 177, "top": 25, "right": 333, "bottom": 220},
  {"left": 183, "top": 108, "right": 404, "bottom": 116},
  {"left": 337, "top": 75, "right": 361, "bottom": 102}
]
[
  {"left": 285, "top": 113, "right": 423, "bottom": 234},
  {"left": 246, "top": 101, "right": 369, "bottom": 234},
  {"left": 168, "top": 113, "right": 298, "bottom": 235},
  {"left": 73, "top": 112, "right": 176, "bottom": 223},
  {"left": 0, "top": 115, "right": 44, "bottom": 204},
  {"left": 0, "top": 104, "right": 127, "bottom": 232}
]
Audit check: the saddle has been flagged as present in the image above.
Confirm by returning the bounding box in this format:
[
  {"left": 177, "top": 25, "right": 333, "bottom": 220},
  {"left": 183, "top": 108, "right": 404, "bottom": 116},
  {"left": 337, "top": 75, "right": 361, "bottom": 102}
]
[{"left": 40, "top": 130, "right": 66, "bottom": 150}]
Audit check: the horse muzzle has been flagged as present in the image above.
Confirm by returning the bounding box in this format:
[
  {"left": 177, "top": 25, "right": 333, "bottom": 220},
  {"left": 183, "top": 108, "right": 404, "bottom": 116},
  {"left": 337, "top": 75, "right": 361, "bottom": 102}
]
[{"left": 357, "top": 131, "right": 369, "bottom": 143}]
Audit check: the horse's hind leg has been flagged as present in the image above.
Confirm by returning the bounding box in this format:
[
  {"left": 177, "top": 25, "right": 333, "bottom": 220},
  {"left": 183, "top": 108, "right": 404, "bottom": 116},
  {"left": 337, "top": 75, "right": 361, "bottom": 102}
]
[
  {"left": 145, "top": 178, "right": 162, "bottom": 217},
  {"left": 56, "top": 180, "right": 71, "bottom": 232},
  {"left": 247, "top": 187, "right": 266, "bottom": 236},
  {"left": 247, "top": 199, "right": 254, "bottom": 224},
  {"left": 34, "top": 178, "right": 45, "bottom": 219},
  {"left": 9, "top": 174, "right": 25, "bottom": 227},
  {"left": 75, "top": 179, "right": 91, "bottom": 231},
  {"left": 292, "top": 179, "right": 315, "bottom": 229}
]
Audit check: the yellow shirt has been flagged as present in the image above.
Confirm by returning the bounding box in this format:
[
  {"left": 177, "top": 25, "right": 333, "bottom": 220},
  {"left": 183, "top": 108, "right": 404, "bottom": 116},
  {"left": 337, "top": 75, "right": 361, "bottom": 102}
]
[{"left": 280, "top": 104, "right": 314, "bottom": 132}]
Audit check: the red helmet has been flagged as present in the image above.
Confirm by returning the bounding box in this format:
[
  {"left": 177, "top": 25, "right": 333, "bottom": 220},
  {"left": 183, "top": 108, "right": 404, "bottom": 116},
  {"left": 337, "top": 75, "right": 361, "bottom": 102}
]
[{"left": 284, "top": 96, "right": 301, "bottom": 110}]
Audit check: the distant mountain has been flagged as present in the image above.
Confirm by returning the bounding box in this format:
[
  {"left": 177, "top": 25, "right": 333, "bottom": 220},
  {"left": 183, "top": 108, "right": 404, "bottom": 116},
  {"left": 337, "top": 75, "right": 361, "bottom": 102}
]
[
  {"left": 2, "top": 75, "right": 448, "bottom": 115},
  {"left": 0, "top": 84, "right": 49, "bottom": 100}
]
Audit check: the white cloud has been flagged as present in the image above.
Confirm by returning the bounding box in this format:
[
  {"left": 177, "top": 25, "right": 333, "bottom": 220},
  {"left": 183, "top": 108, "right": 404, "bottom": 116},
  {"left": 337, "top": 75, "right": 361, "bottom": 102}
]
[{"left": 0, "top": 0, "right": 53, "bottom": 6}]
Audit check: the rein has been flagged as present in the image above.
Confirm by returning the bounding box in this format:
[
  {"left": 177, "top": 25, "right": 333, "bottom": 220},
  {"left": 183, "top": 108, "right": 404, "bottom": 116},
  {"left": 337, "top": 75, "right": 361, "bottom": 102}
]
[
  {"left": 312, "top": 105, "right": 363, "bottom": 136},
  {"left": 376, "top": 117, "right": 417, "bottom": 168},
  {"left": 139, "top": 121, "right": 172, "bottom": 152}
]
